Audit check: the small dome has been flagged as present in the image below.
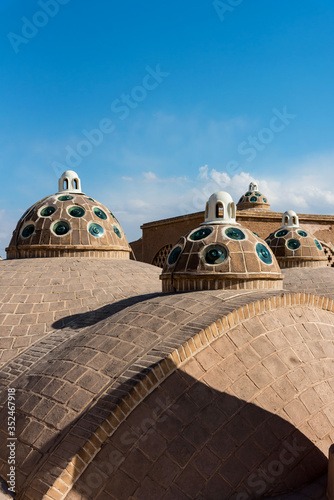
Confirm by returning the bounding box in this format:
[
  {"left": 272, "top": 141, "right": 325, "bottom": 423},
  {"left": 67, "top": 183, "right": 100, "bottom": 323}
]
[
  {"left": 237, "top": 182, "right": 270, "bottom": 211},
  {"left": 265, "top": 210, "right": 327, "bottom": 268},
  {"left": 6, "top": 172, "right": 131, "bottom": 259},
  {"left": 161, "top": 191, "right": 283, "bottom": 292}
]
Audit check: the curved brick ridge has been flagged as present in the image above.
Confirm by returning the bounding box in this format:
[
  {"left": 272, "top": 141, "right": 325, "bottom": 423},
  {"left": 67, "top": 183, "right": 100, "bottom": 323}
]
[
  {"left": 0, "top": 258, "right": 161, "bottom": 369},
  {"left": 2, "top": 291, "right": 333, "bottom": 499}
]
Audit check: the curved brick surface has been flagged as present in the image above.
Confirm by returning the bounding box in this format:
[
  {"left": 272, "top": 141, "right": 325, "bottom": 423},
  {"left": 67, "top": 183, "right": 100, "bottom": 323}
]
[
  {"left": 284, "top": 267, "right": 334, "bottom": 296},
  {"left": 0, "top": 289, "right": 333, "bottom": 499},
  {"left": 68, "top": 304, "right": 334, "bottom": 499},
  {"left": 0, "top": 258, "right": 161, "bottom": 369}
]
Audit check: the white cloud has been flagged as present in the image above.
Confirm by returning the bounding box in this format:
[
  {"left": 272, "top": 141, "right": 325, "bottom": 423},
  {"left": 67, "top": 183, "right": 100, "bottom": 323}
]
[
  {"left": 122, "top": 176, "right": 133, "bottom": 181},
  {"left": 143, "top": 171, "right": 158, "bottom": 181}
]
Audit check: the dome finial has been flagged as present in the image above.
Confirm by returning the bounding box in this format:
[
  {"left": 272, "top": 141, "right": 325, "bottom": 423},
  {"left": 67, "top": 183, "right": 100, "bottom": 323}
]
[
  {"left": 58, "top": 171, "right": 83, "bottom": 194},
  {"left": 249, "top": 182, "right": 258, "bottom": 192},
  {"left": 204, "top": 191, "right": 237, "bottom": 225},
  {"left": 281, "top": 210, "right": 299, "bottom": 228}
]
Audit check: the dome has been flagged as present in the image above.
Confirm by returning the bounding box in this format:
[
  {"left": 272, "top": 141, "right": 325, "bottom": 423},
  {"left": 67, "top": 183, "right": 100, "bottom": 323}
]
[
  {"left": 161, "top": 191, "right": 283, "bottom": 292},
  {"left": 265, "top": 210, "right": 327, "bottom": 268},
  {"left": 237, "top": 182, "right": 270, "bottom": 210},
  {"left": 6, "top": 171, "right": 131, "bottom": 259}
]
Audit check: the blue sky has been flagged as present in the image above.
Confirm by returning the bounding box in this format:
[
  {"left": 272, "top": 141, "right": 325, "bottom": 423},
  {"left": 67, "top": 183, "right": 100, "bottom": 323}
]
[{"left": 0, "top": 0, "right": 334, "bottom": 257}]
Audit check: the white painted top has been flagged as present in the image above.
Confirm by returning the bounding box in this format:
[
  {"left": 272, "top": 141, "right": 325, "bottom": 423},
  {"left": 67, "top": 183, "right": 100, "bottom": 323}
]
[
  {"left": 249, "top": 182, "right": 258, "bottom": 192},
  {"left": 203, "top": 191, "right": 238, "bottom": 225},
  {"left": 281, "top": 210, "right": 300, "bottom": 228},
  {"left": 58, "top": 171, "right": 83, "bottom": 193}
]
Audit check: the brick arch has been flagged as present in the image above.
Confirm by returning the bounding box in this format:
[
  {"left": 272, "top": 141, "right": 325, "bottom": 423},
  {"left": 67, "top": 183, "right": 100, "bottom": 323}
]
[{"left": 14, "top": 292, "right": 334, "bottom": 499}]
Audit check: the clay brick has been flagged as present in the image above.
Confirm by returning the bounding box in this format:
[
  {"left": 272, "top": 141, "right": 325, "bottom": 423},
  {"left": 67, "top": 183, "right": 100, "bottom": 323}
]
[
  {"left": 211, "top": 335, "right": 235, "bottom": 358},
  {"left": 308, "top": 411, "right": 332, "bottom": 439},
  {"left": 148, "top": 454, "right": 180, "bottom": 488},
  {"left": 247, "top": 364, "right": 274, "bottom": 389},
  {"left": 300, "top": 388, "right": 323, "bottom": 414},
  {"left": 284, "top": 400, "right": 309, "bottom": 425},
  {"left": 132, "top": 476, "right": 165, "bottom": 500},
  {"left": 175, "top": 465, "right": 206, "bottom": 498},
  {"left": 166, "top": 436, "right": 196, "bottom": 467},
  {"left": 120, "top": 448, "right": 151, "bottom": 482},
  {"left": 262, "top": 354, "right": 288, "bottom": 377},
  {"left": 104, "top": 469, "right": 138, "bottom": 500},
  {"left": 192, "top": 446, "right": 220, "bottom": 478},
  {"left": 20, "top": 420, "right": 45, "bottom": 445},
  {"left": 231, "top": 376, "right": 258, "bottom": 401},
  {"left": 202, "top": 366, "right": 231, "bottom": 392}
]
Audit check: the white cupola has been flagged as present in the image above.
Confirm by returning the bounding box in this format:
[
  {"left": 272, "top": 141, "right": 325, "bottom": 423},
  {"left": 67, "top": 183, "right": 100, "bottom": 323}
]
[
  {"left": 58, "top": 171, "right": 84, "bottom": 194},
  {"left": 203, "top": 191, "right": 237, "bottom": 225},
  {"left": 249, "top": 182, "right": 258, "bottom": 192},
  {"left": 281, "top": 210, "right": 299, "bottom": 228}
]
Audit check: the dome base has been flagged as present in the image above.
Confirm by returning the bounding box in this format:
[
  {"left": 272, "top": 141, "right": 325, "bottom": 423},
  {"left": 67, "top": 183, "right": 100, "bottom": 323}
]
[
  {"left": 278, "top": 257, "right": 328, "bottom": 269},
  {"left": 6, "top": 245, "right": 131, "bottom": 260},
  {"left": 161, "top": 274, "right": 283, "bottom": 292}
]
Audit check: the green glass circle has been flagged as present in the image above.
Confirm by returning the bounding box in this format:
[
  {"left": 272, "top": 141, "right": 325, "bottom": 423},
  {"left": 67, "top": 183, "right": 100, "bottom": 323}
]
[
  {"left": 297, "top": 230, "right": 307, "bottom": 238},
  {"left": 86, "top": 197, "right": 95, "bottom": 202},
  {"left": 113, "top": 225, "right": 122, "bottom": 238},
  {"left": 238, "top": 197, "right": 244, "bottom": 204},
  {"left": 263, "top": 198, "right": 267, "bottom": 203},
  {"left": 255, "top": 192, "right": 261, "bottom": 197},
  {"left": 89, "top": 223, "right": 104, "bottom": 238},
  {"left": 250, "top": 196, "right": 258, "bottom": 202},
  {"left": 275, "top": 229, "right": 289, "bottom": 238},
  {"left": 68, "top": 206, "right": 85, "bottom": 218},
  {"left": 253, "top": 232, "right": 259, "bottom": 237},
  {"left": 94, "top": 207, "right": 107, "bottom": 220},
  {"left": 40, "top": 206, "right": 56, "bottom": 217},
  {"left": 168, "top": 246, "right": 182, "bottom": 265},
  {"left": 53, "top": 221, "right": 70, "bottom": 236},
  {"left": 287, "top": 239, "right": 300, "bottom": 250},
  {"left": 225, "top": 227, "right": 245, "bottom": 240},
  {"left": 245, "top": 192, "right": 252, "bottom": 197},
  {"left": 189, "top": 227, "right": 213, "bottom": 241},
  {"left": 109, "top": 211, "right": 115, "bottom": 218},
  {"left": 21, "top": 225, "right": 35, "bottom": 239},
  {"left": 204, "top": 245, "right": 228, "bottom": 265},
  {"left": 58, "top": 195, "right": 74, "bottom": 201},
  {"left": 315, "top": 239, "right": 322, "bottom": 250},
  {"left": 256, "top": 243, "right": 272, "bottom": 264}
]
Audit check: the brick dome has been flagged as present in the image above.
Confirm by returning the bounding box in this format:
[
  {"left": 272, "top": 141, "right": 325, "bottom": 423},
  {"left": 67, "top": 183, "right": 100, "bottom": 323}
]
[
  {"left": 237, "top": 182, "right": 270, "bottom": 210},
  {"left": 161, "top": 191, "right": 283, "bottom": 292},
  {"left": 265, "top": 210, "right": 327, "bottom": 268},
  {"left": 6, "top": 171, "right": 131, "bottom": 259}
]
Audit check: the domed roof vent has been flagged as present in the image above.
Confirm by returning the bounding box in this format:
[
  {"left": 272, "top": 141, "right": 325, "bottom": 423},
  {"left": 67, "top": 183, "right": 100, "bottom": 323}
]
[
  {"left": 6, "top": 171, "right": 131, "bottom": 260},
  {"left": 58, "top": 170, "right": 84, "bottom": 194},
  {"left": 204, "top": 191, "right": 237, "bottom": 225},
  {"left": 237, "top": 182, "right": 270, "bottom": 211},
  {"left": 160, "top": 191, "right": 283, "bottom": 292},
  {"left": 265, "top": 210, "right": 327, "bottom": 268}
]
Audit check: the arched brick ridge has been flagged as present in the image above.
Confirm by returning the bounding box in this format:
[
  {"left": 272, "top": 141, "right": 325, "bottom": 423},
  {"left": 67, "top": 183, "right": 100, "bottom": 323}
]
[
  {"left": 0, "top": 258, "right": 161, "bottom": 369},
  {"left": 6, "top": 291, "right": 334, "bottom": 500}
]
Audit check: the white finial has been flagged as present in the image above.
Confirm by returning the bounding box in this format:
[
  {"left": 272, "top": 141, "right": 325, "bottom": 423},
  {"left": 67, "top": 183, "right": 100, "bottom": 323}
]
[
  {"left": 249, "top": 182, "right": 258, "bottom": 192},
  {"left": 58, "top": 171, "right": 83, "bottom": 193},
  {"left": 203, "top": 191, "right": 237, "bottom": 225},
  {"left": 281, "top": 210, "right": 299, "bottom": 228}
]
